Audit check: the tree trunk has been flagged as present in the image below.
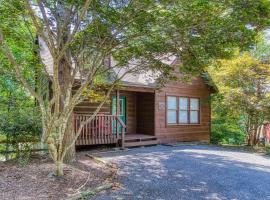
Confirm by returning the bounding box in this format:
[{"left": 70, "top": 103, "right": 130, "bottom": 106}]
[
  {"left": 63, "top": 115, "right": 75, "bottom": 163},
  {"left": 63, "top": 135, "right": 75, "bottom": 163},
  {"left": 247, "top": 131, "right": 254, "bottom": 146},
  {"left": 55, "top": 160, "right": 64, "bottom": 176},
  {"left": 247, "top": 137, "right": 252, "bottom": 146}
]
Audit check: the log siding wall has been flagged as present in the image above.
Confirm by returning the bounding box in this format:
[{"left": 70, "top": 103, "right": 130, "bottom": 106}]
[
  {"left": 73, "top": 75, "right": 212, "bottom": 144},
  {"left": 136, "top": 92, "right": 155, "bottom": 135},
  {"left": 155, "top": 77, "right": 211, "bottom": 143},
  {"left": 119, "top": 91, "right": 137, "bottom": 134}
]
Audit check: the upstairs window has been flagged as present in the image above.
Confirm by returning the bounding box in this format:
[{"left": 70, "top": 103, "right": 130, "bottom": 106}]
[{"left": 167, "top": 96, "right": 200, "bottom": 125}]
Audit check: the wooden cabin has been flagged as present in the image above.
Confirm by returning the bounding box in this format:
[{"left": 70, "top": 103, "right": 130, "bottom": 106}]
[
  {"left": 72, "top": 65, "right": 217, "bottom": 148},
  {"left": 39, "top": 38, "right": 217, "bottom": 148}
]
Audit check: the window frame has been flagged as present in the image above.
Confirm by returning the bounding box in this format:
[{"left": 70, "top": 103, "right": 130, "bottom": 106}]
[
  {"left": 179, "top": 97, "right": 189, "bottom": 124},
  {"left": 166, "top": 95, "right": 200, "bottom": 125},
  {"left": 189, "top": 98, "right": 200, "bottom": 124},
  {"left": 166, "top": 96, "right": 178, "bottom": 124}
]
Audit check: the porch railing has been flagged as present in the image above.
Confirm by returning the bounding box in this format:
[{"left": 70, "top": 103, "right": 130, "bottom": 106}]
[{"left": 74, "top": 114, "right": 126, "bottom": 147}]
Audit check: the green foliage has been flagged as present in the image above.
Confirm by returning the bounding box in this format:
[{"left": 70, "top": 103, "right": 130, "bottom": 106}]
[
  {"left": 0, "top": 81, "right": 41, "bottom": 163},
  {"left": 0, "top": 103, "right": 41, "bottom": 163},
  {"left": 1, "top": 0, "right": 270, "bottom": 170},
  {"left": 209, "top": 37, "right": 270, "bottom": 145},
  {"left": 0, "top": 108, "right": 41, "bottom": 142},
  {"left": 162, "top": 0, "right": 270, "bottom": 74},
  {"left": 68, "top": 0, "right": 270, "bottom": 77},
  {"left": 211, "top": 51, "right": 270, "bottom": 118},
  {"left": 266, "top": 145, "right": 270, "bottom": 156},
  {"left": 0, "top": 0, "right": 41, "bottom": 162},
  {"left": 211, "top": 95, "right": 246, "bottom": 145}
]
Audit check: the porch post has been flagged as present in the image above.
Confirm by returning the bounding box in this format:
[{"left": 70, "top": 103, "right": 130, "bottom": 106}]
[
  {"left": 121, "top": 126, "right": 125, "bottom": 148},
  {"left": 116, "top": 89, "right": 120, "bottom": 116},
  {"left": 116, "top": 90, "right": 125, "bottom": 149}
]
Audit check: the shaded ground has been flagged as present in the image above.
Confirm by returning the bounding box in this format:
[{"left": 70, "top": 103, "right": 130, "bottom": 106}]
[
  {"left": 0, "top": 152, "right": 115, "bottom": 200},
  {"left": 93, "top": 145, "right": 270, "bottom": 200}
]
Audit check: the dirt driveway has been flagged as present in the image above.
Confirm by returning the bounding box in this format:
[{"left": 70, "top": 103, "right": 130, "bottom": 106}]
[{"left": 93, "top": 145, "right": 270, "bottom": 200}]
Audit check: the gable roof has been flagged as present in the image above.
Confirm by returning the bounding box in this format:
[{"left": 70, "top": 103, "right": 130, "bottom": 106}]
[
  {"left": 201, "top": 72, "right": 219, "bottom": 93},
  {"left": 39, "top": 38, "right": 217, "bottom": 93},
  {"left": 109, "top": 54, "right": 177, "bottom": 88}
]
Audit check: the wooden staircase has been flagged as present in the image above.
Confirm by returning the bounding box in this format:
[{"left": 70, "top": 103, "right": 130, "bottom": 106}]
[{"left": 124, "top": 134, "right": 158, "bottom": 148}]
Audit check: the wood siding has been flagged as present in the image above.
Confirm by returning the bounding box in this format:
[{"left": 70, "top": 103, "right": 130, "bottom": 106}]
[
  {"left": 74, "top": 91, "right": 136, "bottom": 134},
  {"left": 119, "top": 91, "right": 137, "bottom": 134},
  {"left": 74, "top": 100, "right": 110, "bottom": 114},
  {"left": 137, "top": 92, "right": 155, "bottom": 135},
  {"left": 155, "top": 77, "right": 211, "bottom": 143},
  {"left": 73, "top": 75, "right": 212, "bottom": 145},
  {"left": 74, "top": 90, "right": 156, "bottom": 136}
]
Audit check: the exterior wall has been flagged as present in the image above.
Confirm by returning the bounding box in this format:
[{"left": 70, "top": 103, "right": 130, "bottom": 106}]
[
  {"left": 155, "top": 77, "right": 211, "bottom": 143},
  {"left": 74, "top": 90, "right": 156, "bottom": 136},
  {"left": 73, "top": 91, "right": 137, "bottom": 134},
  {"left": 119, "top": 91, "right": 137, "bottom": 134},
  {"left": 73, "top": 75, "right": 212, "bottom": 144},
  {"left": 137, "top": 92, "right": 155, "bottom": 135},
  {"left": 74, "top": 100, "right": 110, "bottom": 114}
]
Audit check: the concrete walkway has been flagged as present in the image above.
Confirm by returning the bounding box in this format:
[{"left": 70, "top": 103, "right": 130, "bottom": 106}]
[{"left": 93, "top": 145, "right": 270, "bottom": 200}]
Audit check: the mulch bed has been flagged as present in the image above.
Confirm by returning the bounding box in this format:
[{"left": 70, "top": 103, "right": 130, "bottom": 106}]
[{"left": 0, "top": 152, "right": 117, "bottom": 200}]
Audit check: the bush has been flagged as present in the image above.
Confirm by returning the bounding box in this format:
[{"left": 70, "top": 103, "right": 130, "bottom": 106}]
[
  {"left": 266, "top": 145, "right": 270, "bottom": 156},
  {"left": 210, "top": 99, "right": 246, "bottom": 145},
  {"left": 211, "top": 119, "right": 246, "bottom": 145},
  {"left": 0, "top": 107, "right": 41, "bottom": 164},
  {"left": 0, "top": 108, "right": 41, "bottom": 141}
]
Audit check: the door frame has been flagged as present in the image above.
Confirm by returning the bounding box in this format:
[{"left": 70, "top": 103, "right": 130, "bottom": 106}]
[{"left": 112, "top": 95, "right": 127, "bottom": 133}]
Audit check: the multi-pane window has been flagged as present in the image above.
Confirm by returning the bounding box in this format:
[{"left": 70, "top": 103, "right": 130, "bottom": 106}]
[{"left": 167, "top": 96, "right": 200, "bottom": 124}]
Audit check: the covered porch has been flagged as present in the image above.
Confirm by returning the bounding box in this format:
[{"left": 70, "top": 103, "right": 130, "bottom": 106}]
[{"left": 73, "top": 88, "right": 157, "bottom": 147}]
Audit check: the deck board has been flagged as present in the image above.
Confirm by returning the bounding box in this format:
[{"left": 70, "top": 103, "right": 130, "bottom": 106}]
[{"left": 125, "top": 133, "right": 156, "bottom": 140}]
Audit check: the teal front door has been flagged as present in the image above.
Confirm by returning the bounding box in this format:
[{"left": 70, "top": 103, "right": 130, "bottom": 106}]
[{"left": 112, "top": 96, "right": 126, "bottom": 133}]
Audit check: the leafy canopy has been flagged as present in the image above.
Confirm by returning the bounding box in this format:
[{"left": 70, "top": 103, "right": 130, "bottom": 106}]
[
  {"left": 1, "top": 0, "right": 270, "bottom": 173},
  {"left": 0, "top": 0, "right": 41, "bottom": 142},
  {"left": 209, "top": 39, "right": 270, "bottom": 145}
]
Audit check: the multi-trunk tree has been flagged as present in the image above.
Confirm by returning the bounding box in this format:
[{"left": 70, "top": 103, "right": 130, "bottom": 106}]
[{"left": 0, "top": 0, "right": 270, "bottom": 176}]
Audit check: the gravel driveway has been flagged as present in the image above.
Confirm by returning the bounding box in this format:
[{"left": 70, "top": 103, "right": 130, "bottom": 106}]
[{"left": 93, "top": 145, "right": 270, "bottom": 200}]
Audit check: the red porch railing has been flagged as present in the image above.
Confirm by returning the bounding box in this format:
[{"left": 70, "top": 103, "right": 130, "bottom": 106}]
[{"left": 74, "top": 114, "right": 126, "bottom": 147}]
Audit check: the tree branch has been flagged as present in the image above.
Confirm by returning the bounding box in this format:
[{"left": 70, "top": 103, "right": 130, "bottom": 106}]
[
  {"left": 0, "top": 30, "right": 45, "bottom": 110},
  {"left": 25, "top": 0, "right": 55, "bottom": 56},
  {"left": 56, "top": 0, "right": 92, "bottom": 62}
]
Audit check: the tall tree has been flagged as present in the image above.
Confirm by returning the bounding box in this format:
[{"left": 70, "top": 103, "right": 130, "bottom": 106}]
[
  {"left": 0, "top": 0, "right": 269, "bottom": 176},
  {"left": 0, "top": 0, "right": 41, "bottom": 159},
  {"left": 209, "top": 51, "right": 270, "bottom": 146}
]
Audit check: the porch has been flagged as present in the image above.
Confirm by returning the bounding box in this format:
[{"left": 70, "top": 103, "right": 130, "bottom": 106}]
[{"left": 74, "top": 89, "right": 157, "bottom": 147}]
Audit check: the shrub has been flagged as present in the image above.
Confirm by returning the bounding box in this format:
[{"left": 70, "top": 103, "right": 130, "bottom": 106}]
[
  {"left": 0, "top": 107, "right": 41, "bottom": 164},
  {"left": 266, "top": 145, "right": 270, "bottom": 156}
]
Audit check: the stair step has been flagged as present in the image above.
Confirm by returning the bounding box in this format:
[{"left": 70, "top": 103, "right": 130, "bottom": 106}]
[
  {"left": 125, "top": 139, "right": 158, "bottom": 148},
  {"left": 125, "top": 136, "right": 157, "bottom": 142}
]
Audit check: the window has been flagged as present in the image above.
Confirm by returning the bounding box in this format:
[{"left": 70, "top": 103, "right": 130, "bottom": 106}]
[
  {"left": 179, "top": 97, "right": 188, "bottom": 123},
  {"left": 166, "top": 96, "right": 200, "bottom": 124},
  {"left": 190, "top": 98, "right": 199, "bottom": 123},
  {"left": 167, "top": 96, "right": 177, "bottom": 124}
]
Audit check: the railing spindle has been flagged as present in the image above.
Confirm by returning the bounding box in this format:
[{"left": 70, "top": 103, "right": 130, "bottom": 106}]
[
  {"left": 73, "top": 114, "right": 126, "bottom": 146},
  {"left": 83, "top": 115, "right": 85, "bottom": 145}
]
